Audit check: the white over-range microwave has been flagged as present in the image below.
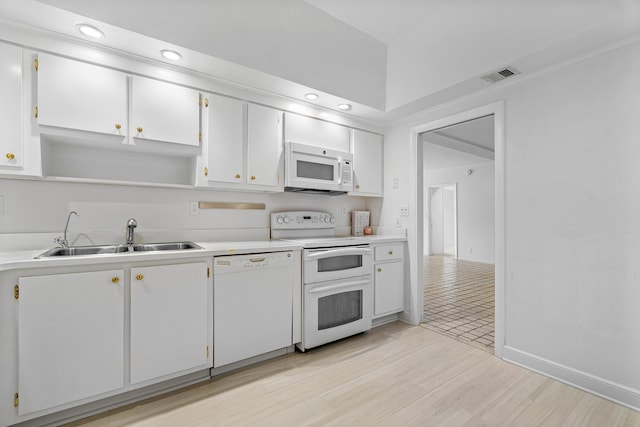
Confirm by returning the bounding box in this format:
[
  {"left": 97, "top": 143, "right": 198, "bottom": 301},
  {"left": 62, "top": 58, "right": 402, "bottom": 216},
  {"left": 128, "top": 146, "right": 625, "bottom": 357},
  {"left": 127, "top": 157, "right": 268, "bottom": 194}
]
[{"left": 284, "top": 141, "right": 353, "bottom": 195}]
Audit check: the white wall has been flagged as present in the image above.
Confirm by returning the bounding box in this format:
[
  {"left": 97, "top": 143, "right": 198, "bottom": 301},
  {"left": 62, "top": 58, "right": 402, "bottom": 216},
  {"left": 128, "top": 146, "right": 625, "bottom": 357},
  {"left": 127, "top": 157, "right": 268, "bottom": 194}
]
[
  {"left": 381, "top": 39, "right": 640, "bottom": 409},
  {"left": 0, "top": 179, "right": 367, "bottom": 250},
  {"left": 424, "top": 162, "right": 494, "bottom": 263}
]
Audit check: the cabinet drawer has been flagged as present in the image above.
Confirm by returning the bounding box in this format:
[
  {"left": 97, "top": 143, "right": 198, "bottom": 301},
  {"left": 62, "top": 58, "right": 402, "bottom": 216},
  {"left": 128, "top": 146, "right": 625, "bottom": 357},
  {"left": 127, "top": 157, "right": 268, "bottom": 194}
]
[{"left": 374, "top": 244, "right": 404, "bottom": 262}]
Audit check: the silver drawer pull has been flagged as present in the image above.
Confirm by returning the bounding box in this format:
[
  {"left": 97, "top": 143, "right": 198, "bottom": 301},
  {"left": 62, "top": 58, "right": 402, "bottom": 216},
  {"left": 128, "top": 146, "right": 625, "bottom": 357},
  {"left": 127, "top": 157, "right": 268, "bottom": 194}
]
[{"left": 250, "top": 257, "right": 266, "bottom": 263}]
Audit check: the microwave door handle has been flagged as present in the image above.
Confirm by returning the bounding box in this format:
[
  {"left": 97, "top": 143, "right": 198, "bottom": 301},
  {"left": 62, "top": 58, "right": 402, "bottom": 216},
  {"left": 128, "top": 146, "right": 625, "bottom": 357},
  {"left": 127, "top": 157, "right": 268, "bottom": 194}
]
[
  {"left": 337, "top": 159, "right": 343, "bottom": 185},
  {"left": 308, "top": 279, "right": 371, "bottom": 295},
  {"left": 306, "top": 247, "right": 372, "bottom": 260}
]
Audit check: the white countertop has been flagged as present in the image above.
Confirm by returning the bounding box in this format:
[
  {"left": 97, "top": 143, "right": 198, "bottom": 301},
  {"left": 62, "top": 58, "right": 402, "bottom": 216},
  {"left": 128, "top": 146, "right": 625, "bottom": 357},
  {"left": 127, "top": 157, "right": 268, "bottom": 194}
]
[
  {"left": 0, "top": 235, "right": 406, "bottom": 272},
  {"left": 0, "top": 240, "right": 302, "bottom": 272}
]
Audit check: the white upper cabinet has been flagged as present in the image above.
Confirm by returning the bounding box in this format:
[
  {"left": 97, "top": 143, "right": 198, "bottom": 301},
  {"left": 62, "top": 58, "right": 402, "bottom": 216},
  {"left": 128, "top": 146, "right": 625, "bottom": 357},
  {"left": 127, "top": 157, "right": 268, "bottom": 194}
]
[
  {"left": 36, "top": 53, "right": 127, "bottom": 137},
  {"left": 247, "top": 103, "right": 283, "bottom": 187},
  {"left": 131, "top": 76, "right": 201, "bottom": 146},
  {"left": 207, "top": 94, "right": 244, "bottom": 184},
  {"left": 351, "top": 129, "right": 383, "bottom": 197},
  {"left": 205, "top": 94, "right": 283, "bottom": 190},
  {"left": 284, "top": 112, "right": 350, "bottom": 152},
  {"left": 0, "top": 43, "right": 23, "bottom": 169}
]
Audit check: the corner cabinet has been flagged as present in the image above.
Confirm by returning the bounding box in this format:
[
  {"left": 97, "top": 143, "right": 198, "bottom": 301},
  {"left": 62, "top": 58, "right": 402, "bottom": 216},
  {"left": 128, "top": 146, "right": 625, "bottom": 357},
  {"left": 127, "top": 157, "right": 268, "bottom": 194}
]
[
  {"left": 351, "top": 129, "right": 383, "bottom": 197},
  {"left": 203, "top": 94, "right": 283, "bottom": 191},
  {"left": 17, "top": 270, "right": 125, "bottom": 416},
  {"left": 373, "top": 242, "right": 405, "bottom": 318},
  {"left": 130, "top": 263, "right": 209, "bottom": 385},
  {"left": 0, "top": 42, "right": 23, "bottom": 169}
]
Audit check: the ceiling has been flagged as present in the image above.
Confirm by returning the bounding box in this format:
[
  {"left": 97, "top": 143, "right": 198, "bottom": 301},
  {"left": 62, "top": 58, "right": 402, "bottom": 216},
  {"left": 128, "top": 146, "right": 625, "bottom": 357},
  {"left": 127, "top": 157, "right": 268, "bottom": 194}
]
[
  {"left": 304, "top": 0, "right": 439, "bottom": 45},
  {"left": 1, "top": 0, "right": 639, "bottom": 124},
  {"left": 423, "top": 115, "right": 494, "bottom": 170}
]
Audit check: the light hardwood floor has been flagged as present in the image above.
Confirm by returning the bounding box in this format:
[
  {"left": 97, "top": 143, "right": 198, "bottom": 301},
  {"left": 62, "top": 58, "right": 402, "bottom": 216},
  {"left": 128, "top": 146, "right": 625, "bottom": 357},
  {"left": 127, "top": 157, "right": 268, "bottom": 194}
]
[{"left": 68, "top": 322, "right": 639, "bottom": 426}]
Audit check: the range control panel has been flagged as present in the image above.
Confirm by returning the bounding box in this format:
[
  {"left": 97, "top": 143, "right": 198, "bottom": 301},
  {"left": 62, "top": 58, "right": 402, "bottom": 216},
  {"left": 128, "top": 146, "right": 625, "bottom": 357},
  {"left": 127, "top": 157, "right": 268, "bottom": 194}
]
[{"left": 271, "top": 211, "right": 336, "bottom": 230}]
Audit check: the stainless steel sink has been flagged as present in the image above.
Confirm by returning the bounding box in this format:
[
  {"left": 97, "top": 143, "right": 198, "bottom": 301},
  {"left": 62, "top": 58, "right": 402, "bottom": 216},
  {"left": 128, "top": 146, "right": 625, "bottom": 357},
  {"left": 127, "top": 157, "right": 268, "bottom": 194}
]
[
  {"left": 36, "top": 245, "right": 130, "bottom": 258},
  {"left": 132, "top": 242, "right": 203, "bottom": 252},
  {"left": 36, "top": 242, "right": 203, "bottom": 258}
]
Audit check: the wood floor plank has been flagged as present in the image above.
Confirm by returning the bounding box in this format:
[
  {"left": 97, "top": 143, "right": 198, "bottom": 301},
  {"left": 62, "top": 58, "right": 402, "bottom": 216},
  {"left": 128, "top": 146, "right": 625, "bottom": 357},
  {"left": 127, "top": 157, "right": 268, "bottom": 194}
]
[{"left": 65, "top": 322, "right": 639, "bottom": 427}]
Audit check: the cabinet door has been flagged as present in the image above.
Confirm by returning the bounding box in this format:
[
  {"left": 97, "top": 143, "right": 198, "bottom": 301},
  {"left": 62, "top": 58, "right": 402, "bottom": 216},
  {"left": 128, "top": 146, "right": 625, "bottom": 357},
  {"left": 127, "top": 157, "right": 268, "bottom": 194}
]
[
  {"left": 18, "top": 270, "right": 125, "bottom": 415},
  {"left": 37, "top": 53, "right": 127, "bottom": 136},
  {"left": 130, "top": 263, "right": 209, "bottom": 384},
  {"left": 131, "top": 76, "right": 200, "bottom": 146},
  {"left": 352, "top": 130, "right": 383, "bottom": 196},
  {"left": 207, "top": 95, "right": 244, "bottom": 183},
  {"left": 374, "top": 261, "right": 404, "bottom": 317},
  {"left": 284, "top": 112, "right": 350, "bottom": 152},
  {"left": 0, "top": 43, "right": 23, "bottom": 168},
  {"left": 247, "top": 104, "right": 283, "bottom": 188}
]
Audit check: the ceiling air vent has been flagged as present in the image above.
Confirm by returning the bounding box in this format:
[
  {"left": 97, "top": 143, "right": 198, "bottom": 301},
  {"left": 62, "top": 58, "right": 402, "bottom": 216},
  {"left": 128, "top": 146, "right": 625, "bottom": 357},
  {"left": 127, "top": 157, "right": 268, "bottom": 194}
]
[{"left": 481, "top": 66, "right": 520, "bottom": 84}]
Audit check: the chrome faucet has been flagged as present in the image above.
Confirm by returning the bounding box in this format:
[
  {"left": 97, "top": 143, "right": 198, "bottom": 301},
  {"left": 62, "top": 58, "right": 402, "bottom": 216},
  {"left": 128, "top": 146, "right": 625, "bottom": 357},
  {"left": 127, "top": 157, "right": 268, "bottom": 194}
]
[
  {"left": 126, "top": 218, "right": 137, "bottom": 249},
  {"left": 55, "top": 211, "right": 79, "bottom": 247}
]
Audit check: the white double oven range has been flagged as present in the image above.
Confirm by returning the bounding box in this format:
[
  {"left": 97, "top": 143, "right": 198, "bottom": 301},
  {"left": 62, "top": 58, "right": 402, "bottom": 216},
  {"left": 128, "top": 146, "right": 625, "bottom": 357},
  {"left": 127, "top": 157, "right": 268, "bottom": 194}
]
[{"left": 271, "top": 211, "right": 372, "bottom": 351}]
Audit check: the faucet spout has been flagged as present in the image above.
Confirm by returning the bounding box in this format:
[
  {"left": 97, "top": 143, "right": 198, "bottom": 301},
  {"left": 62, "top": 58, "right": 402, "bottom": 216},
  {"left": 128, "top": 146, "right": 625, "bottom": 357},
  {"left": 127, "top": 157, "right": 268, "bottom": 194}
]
[
  {"left": 126, "top": 218, "right": 137, "bottom": 249},
  {"left": 55, "top": 211, "right": 79, "bottom": 247}
]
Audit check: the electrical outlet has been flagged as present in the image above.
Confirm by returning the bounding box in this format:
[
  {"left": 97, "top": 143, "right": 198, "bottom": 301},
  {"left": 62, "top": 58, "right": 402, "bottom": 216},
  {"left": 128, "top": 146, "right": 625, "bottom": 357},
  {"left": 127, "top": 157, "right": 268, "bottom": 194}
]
[
  {"left": 341, "top": 207, "right": 347, "bottom": 216},
  {"left": 190, "top": 201, "right": 199, "bottom": 215},
  {"left": 400, "top": 204, "right": 409, "bottom": 217}
]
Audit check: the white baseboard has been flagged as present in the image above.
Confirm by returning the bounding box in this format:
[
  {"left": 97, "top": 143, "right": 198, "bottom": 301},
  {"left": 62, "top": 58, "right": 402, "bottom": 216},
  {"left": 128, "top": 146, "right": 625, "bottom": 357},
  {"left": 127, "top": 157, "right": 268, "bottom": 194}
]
[{"left": 503, "top": 346, "right": 640, "bottom": 412}]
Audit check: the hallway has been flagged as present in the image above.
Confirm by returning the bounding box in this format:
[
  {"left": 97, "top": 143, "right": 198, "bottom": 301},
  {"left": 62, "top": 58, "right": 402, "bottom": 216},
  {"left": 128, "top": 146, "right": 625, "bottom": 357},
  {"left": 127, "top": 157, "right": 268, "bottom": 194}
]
[{"left": 422, "top": 255, "right": 495, "bottom": 353}]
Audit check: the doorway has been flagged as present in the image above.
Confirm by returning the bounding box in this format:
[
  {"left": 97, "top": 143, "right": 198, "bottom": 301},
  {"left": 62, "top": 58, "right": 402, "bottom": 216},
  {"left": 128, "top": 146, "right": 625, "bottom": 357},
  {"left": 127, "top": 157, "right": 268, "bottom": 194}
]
[
  {"left": 426, "top": 184, "right": 457, "bottom": 257},
  {"left": 410, "top": 102, "right": 505, "bottom": 357}
]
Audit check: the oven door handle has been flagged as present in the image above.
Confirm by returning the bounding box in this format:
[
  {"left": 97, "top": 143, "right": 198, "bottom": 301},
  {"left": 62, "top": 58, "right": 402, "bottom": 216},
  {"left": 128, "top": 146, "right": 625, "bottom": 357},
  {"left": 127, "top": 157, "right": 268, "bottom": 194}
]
[
  {"left": 308, "top": 279, "right": 370, "bottom": 295},
  {"left": 305, "top": 247, "right": 371, "bottom": 260}
]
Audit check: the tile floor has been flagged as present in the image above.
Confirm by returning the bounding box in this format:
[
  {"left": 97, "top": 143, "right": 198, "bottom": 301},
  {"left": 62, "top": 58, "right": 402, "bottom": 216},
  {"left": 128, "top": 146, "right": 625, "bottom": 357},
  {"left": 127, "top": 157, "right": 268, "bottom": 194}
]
[{"left": 422, "top": 255, "right": 495, "bottom": 353}]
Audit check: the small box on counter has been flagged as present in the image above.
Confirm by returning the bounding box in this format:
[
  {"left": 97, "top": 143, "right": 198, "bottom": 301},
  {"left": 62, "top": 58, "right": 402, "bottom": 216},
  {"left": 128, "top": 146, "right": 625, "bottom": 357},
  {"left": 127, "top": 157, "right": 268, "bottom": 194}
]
[{"left": 351, "top": 211, "right": 370, "bottom": 236}]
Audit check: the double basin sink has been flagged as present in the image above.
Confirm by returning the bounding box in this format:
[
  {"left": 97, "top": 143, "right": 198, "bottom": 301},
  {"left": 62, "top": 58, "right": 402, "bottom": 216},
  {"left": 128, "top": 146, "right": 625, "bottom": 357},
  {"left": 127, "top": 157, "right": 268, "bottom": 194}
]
[{"left": 36, "top": 242, "right": 203, "bottom": 258}]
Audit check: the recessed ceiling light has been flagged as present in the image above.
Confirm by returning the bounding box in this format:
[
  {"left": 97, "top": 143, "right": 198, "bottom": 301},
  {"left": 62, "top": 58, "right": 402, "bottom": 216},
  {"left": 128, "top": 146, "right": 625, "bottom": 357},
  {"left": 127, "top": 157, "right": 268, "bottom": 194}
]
[
  {"left": 77, "top": 24, "right": 104, "bottom": 39},
  {"left": 160, "top": 49, "right": 182, "bottom": 61},
  {"left": 337, "top": 103, "right": 351, "bottom": 111},
  {"left": 305, "top": 93, "right": 319, "bottom": 101}
]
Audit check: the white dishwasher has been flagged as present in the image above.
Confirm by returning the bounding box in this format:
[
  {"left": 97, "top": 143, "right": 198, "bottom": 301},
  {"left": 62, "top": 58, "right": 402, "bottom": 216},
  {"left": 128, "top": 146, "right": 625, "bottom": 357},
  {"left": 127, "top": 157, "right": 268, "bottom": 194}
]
[{"left": 213, "top": 251, "right": 294, "bottom": 368}]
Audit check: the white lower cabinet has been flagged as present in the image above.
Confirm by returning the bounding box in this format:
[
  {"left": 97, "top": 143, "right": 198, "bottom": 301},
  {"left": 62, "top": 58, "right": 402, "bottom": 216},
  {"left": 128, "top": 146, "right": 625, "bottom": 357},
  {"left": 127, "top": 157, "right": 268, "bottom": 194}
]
[
  {"left": 11, "top": 260, "right": 212, "bottom": 424},
  {"left": 130, "top": 263, "right": 210, "bottom": 384},
  {"left": 373, "top": 243, "right": 405, "bottom": 317},
  {"left": 17, "top": 270, "right": 125, "bottom": 415}
]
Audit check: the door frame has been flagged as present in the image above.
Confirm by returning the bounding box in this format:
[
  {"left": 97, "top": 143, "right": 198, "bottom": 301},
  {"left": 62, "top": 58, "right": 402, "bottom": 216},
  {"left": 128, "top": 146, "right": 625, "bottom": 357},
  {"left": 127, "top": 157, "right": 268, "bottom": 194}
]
[
  {"left": 407, "top": 101, "right": 505, "bottom": 358},
  {"left": 426, "top": 183, "right": 458, "bottom": 258}
]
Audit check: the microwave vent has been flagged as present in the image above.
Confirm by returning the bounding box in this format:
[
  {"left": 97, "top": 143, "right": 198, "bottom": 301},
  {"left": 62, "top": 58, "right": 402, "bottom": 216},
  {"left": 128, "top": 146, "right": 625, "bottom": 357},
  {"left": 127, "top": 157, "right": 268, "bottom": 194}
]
[{"left": 481, "top": 66, "right": 520, "bottom": 84}]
